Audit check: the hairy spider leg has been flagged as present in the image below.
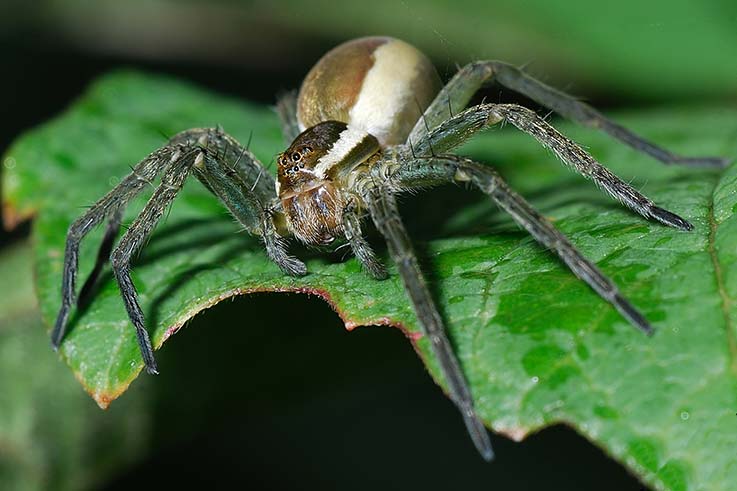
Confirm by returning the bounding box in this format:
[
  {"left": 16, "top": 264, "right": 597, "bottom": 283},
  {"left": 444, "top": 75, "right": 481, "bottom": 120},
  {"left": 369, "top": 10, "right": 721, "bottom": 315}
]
[
  {"left": 54, "top": 128, "right": 300, "bottom": 373},
  {"left": 111, "top": 128, "right": 308, "bottom": 374},
  {"left": 77, "top": 207, "right": 124, "bottom": 307},
  {"left": 119, "top": 128, "right": 311, "bottom": 372},
  {"left": 51, "top": 145, "right": 186, "bottom": 352},
  {"left": 276, "top": 90, "right": 302, "bottom": 144},
  {"left": 189, "top": 130, "right": 306, "bottom": 277},
  {"left": 341, "top": 200, "right": 388, "bottom": 280},
  {"left": 409, "top": 61, "right": 728, "bottom": 168},
  {"left": 78, "top": 124, "right": 280, "bottom": 303},
  {"left": 388, "top": 154, "right": 653, "bottom": 335},
  {"left": 171, "top": 128, "right": 279, "bottom": 205},
  {"left": 365, "top": 188, "right": 494, "bottom": 461},
  {"left": 109, "top": 149, "right": 201, "bottom": 374},
  {"left": 413, "top": 103, "right": 694, "bottom": 231}
]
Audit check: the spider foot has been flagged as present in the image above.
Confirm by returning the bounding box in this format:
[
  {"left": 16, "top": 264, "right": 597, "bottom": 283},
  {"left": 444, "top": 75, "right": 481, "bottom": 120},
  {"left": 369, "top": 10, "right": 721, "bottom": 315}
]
[
  {"left": 134, "top": 343, "right": 159, "bottom": 374},
  {"left": 461, "top": 407, "right": 494, "bottom": 462},
  {"left": 647, "top": 206, "right": 693, "bottom": 231},
  {"left": 278, "top": 256, "right": 308, "bottom": 277},
  {"left": 612, "top": 292, "right": 654, "bottom": 336},
  {"left": 51, "top": 309, "right": 71, "bottom": 351},
  {"left": 364, "top": 259, "right": 389, "bottom": 280},
  {"left": 144, "top": 360, "right": 160, "bottom": 375},
  {"left": 51, "top": 321, "right": 64, "bottom": 351},
  {"left": 670, "top": 155, "right": 731, "bottom": 168}
]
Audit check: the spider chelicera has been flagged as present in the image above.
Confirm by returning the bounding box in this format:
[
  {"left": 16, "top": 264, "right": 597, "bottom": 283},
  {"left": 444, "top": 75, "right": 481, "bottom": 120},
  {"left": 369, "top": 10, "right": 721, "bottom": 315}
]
[{"left": 51, "top": 36, "right": 727, "bottom": 460}]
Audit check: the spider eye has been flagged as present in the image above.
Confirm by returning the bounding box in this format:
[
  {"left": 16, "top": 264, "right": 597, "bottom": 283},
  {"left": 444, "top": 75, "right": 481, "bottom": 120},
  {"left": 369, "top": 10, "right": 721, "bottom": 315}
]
[
  {"left": 303, "top": 146, "right": 313, "bottom": 154},
  {"left": 291, "top": 152, "right": 301, "bottom": 162}
]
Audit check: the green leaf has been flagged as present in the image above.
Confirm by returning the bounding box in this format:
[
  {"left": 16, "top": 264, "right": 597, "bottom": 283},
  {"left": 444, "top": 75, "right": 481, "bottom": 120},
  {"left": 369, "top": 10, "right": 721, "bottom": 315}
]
[
  {"left": 3, "top": 71, "right": 737, "bottom": 491},
  {"left": 0, "top": 242, "right": 151, "bottom": 491}
]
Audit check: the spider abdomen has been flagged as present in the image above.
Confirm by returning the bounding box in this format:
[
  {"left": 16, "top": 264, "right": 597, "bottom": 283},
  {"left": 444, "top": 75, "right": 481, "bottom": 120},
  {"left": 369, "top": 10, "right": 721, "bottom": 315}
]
[
  {"left": 284, "top": 37, "right": 440, "bottom": 245},
  {"left": 297, "top": 36, "right": 441, "bottom": 146}
]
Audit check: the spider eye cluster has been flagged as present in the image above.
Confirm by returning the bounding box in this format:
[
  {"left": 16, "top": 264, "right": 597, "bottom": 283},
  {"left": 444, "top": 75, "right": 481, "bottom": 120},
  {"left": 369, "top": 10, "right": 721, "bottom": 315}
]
[
  {"left": 277, "top": 120, "right": 347, "bottom": 184},
  {"left": 280, "top": 146, "right": 313, "bottom": 176}
]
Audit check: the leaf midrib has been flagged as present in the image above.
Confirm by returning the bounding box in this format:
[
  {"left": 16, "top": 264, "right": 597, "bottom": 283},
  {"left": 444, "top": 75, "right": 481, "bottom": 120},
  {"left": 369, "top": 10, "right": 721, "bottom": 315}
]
[{"left": 707, "top": 180, "right": 737, "bottom": 378}]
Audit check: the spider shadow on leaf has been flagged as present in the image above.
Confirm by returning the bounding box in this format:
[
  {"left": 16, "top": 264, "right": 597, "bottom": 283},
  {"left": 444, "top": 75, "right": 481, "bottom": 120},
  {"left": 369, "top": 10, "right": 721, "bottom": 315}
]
[
  {"left": 397, "top": 171, "right": 619, "bottom": 241},
  {"left": 143, "top": 240, "right": 249, "bottom": 341},
  {"left": 71, "top": 215, "right": 257, "bottom": 326}
]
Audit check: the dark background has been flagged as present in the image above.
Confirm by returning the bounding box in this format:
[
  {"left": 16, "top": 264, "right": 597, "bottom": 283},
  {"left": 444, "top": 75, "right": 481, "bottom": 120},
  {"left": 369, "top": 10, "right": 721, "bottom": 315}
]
[{"left": 2, "top": 1, "right": 735, "bottom": 489}]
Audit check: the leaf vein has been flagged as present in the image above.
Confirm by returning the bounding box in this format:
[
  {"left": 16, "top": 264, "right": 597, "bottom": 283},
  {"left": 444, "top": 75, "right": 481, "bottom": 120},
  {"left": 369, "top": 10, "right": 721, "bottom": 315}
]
[{"left": 707, "top": 189, "right": 737, "bottom": 378}]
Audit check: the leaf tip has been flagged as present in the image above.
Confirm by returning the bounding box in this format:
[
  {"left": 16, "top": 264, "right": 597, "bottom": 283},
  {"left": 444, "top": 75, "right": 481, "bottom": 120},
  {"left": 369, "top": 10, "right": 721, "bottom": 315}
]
[{"left": 2, "top": 201, "right": 31, "bottom": 231}]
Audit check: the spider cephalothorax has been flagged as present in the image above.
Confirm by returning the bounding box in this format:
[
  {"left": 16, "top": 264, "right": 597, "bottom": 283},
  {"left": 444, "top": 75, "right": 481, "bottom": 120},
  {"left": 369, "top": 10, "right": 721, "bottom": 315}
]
[
  {"left": 51, "top": 35, "right": 727, "bottom": 461},
  {"left": 276, "top": 120, "right": 381, "bottom": 246}
]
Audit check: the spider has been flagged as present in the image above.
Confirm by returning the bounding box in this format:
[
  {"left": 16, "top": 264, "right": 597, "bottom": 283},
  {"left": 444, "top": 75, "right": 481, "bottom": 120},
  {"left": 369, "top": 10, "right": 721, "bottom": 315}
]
[{"left": 50, "top": 36, "right": 727, "bottom": 461}]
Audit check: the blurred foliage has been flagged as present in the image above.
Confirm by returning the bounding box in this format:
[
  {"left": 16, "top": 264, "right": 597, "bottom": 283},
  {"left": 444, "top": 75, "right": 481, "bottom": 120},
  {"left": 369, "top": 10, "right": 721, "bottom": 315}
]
[
  {"left": 2, "top": 0, "right": 735, "bottom": 101},
  {"left": 0, "top": 243, "right": 151, "bottom": 491},
  {"left": 276, "top": 0, "right": 737, "bottom": 100},
  {"left": 3, "top": 70, "right": 737, "bottom": 490}
]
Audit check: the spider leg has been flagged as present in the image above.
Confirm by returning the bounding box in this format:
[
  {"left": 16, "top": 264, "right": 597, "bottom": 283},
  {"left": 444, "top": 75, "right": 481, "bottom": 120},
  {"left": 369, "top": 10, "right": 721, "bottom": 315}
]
[
  {"left": 77, "top": 207, "right": 123, "bottom": 306},
  {"left": 415, "top": 103, "right": 693, "bottom": 231},
  {"left": 259, "top": 213, "right": 307, "bottom": 277},
  {"left": 173, "top": 128, "right": 305, "bottom": 275},
  {"left": 55, "top": 127, "right": 302, "bottom": 370},
  {"left": 489, "top": 61, "right": 728, "bottom": 167},
  {"left": 193, "top": 140, "right": 307, "bottom": 277},
  {"left": 51, "top": 145, "right": 183, "bottom": 351},
  {"left": 173, "top": 128, "right": 278, "bottom": 202},
  {"left": 389, "top": 154, "right": 653, "bottom": 335},
  {"left": 365, "top": 187, "right": 494, "bottom": 461},
  {"left": 110, "top": 149, "right": 200, "bottom": 374},
  {"left": 276, "top": 90, "right": 301, "bottom": 144},
  {"left": 341, "top": 201, "right": 388, "bottom": 279},
  {"left": 410, "top": 61, "right": 727, "bottom": 167}
]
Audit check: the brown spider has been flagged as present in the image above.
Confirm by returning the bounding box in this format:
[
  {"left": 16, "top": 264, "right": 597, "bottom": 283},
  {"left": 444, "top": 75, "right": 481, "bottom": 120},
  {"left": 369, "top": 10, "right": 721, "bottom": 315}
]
[{"left": 50, "top": 36, "right": 727, "bottom": 460}]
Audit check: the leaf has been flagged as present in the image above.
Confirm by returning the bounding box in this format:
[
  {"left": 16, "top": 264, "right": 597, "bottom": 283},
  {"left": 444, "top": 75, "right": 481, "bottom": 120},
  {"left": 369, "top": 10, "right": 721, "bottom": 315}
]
[
  {"left": 3, "top": 70, "right": 737, "bottom": 491},
  {"left": 0, "top": 242, "right": 152, "bottom": 491}
]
